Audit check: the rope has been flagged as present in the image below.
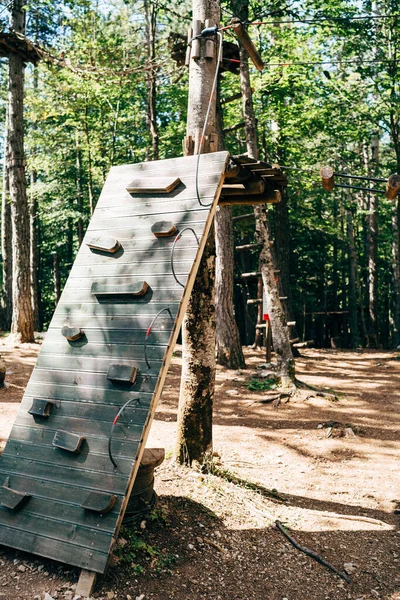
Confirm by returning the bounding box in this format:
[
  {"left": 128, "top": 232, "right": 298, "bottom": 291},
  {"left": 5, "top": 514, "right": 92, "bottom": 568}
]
[
  {"left": 195, "top": 30, "right": 223, "bottom": 207},
  {"left": 171, "top": 227, "right": 200, "bottom": 287},
  {"left": 144, "top": 307, "right": 173, "bottom": 369},
  {"left": 108, "top": 398, "right": 139, "bottom": 469}
]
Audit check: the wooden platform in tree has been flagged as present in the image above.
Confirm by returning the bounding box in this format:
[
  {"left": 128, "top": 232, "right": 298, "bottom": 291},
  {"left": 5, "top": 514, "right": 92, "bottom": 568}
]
[{"left": 0, "top": 151, "right": 229, "bottom": 575}]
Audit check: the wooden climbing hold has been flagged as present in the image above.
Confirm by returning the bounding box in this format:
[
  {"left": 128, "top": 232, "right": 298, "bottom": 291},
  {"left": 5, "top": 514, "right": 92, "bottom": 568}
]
[
  {"left": 53, "top": 431, "right": 85, "bottom": 453},
  {"left": 91, "top": 281, "right": 149, "bottom": 297},
  {"left": 126, "top": 177, "right": 181, "bottom": 194},
  {"left": 107, "top": 364, "right": 138, "bottom": 385},
  {"left": 61, "top": 324, "right": 84, "bottom": 341},
  {"left": 87, "top": 236, "right": 121, "bottom": 254},
  {"left": 151, "top": 221, "right": 178, "bottom": 238},
  {"left": 28, "top": 398, "right": 57, "bottom": 418},
  {"left": 81, "top": 491, "right": 117, "bottom": 514},
  {"left": 0, "top": 478, "right": 31, "bottom": 510}
]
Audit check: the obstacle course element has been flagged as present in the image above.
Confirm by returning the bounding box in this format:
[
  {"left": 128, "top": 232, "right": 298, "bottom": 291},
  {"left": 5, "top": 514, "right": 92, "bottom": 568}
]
[
  {"left": 221, "top": 155, "right": 287, "bottom": 205},
  {"left": 0, "top": 151, "right": 229, "bottom": 577}
]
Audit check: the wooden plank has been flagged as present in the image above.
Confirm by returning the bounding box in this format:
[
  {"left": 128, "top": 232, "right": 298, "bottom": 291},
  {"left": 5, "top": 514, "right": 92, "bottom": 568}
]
[
  {"left": 0, "top": 526, "right": 108, "bottom": 573},
  {"left": 0, "top": 455, "right": 130, "bottom": 495},
  {"left": 38, "top": 341, "right": 166, "bottom": 361},
  {"left": 13, "top": 407, "right": 147, "bottom": 438},
  {"left": 34, "top": 355, "right": 162, "bottom": 375},
  {"left": 3, "top": 440, "right": 136, "bottom": 477},
  {"left": 221, "top": 180, "right": 265, "bottom": 196},
  {"left": 42, "top": 327, "right": 171, "bottom": 346},
  {"left": 48, "top": 314, "right": 177, "bottom": 331},
  {"left": 54, "top": 302, "right": 181, "bottom": 319},
  {"left": 126, "top": 176, "right": 181, "bottom": 194},
  {"left": 74, "top": 244, "right": 198, "bottom": 267},
  {"left": 28, "top": 398, "right": 57, "bottom": 417},
  {"left": 76, "top": 570, "right": 97, "bottom": 597},
  {"left": 9, "top": 425, "right": 142, "bottom": 459},
  {"left": 24, "top": 381, "right": 154, "bottom": 406},
  {"left": 67, "top": 259, "right": 194, "bottom": 279},
  {"left": 0, "top": 479, "right": 121, "bottom": 531}
]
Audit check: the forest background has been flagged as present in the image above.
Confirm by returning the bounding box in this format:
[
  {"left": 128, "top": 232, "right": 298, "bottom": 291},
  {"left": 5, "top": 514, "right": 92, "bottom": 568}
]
[{"left": 0, "top": 0, "right": 399, "bottom": 350}]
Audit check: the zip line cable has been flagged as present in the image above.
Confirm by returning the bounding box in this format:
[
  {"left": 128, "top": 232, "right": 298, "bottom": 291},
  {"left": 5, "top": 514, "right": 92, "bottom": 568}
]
[
  {"left": 249, "top": 14, "right": 396, "bottom": 26},
  {"left": 222, "top": 56, "right": 400, "bottom": 67}
]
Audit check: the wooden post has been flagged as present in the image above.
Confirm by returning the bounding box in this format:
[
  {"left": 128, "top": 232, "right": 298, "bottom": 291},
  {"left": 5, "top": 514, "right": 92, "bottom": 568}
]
[
  {"left": 386, "top": 173, "right": 400, "bottom": 200},
  {"left": 231, "top": 18, "right": 264, "bottom": 71},
  {"left": 320, "top": 166, "right": 335, "bottom": 191}
]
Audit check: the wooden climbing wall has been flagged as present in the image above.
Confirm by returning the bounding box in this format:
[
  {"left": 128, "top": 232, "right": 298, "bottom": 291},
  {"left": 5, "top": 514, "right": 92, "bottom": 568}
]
[{"left": 0, "top": 151, "right": 229, "bottom": 574}]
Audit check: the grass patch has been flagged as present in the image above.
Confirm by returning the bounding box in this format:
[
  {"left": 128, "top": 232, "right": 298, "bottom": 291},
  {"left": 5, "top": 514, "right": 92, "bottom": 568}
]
[{"left": 247, "top": 377, "right": 278, "bottom": 391}]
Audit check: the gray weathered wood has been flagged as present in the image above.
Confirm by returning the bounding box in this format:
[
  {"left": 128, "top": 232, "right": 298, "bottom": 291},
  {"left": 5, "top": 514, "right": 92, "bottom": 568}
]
[
  {"left": 0, "top": 150, "right": 229, "bottom": 574},
  {"left": 126, "top": 176, "right": 181, "bottom": 194},
  {"left": 53, "top": 431, "right": 85, "bottom": 453},
  {"left": 76, "top": 569, "right": 97, "bottom": 597}
]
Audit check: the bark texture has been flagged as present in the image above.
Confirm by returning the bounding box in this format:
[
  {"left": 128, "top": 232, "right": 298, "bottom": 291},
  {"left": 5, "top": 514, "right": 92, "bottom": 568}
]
[
  {"left": 1, "top": 104, "right": 13, "bottom": 329},
  {"left": 256, "top": 206, "right": 294, "bottom": 386},
  {"left": 176, "top": 229, "right": 216, "bottom": 464},
  {"left": 346, "top": 207, "right": 360, "bottom": 348},
  {"left": 144, "top": 0, "right": 159, "bottom": 160},
  {"left": 8, "top": 0, "right": 34, "bottom": 342},
  {"left": 237, "top": 14, "right": 294, "bottom": 382},
  {"left": 176, "top": 0, "right": 220, "bottom": 465},
  {"left": 215, "top": 204, "right": 245, "bottom": 367},
  {"left": 214, "top": 92, "right": 244, "bottom": 369}
]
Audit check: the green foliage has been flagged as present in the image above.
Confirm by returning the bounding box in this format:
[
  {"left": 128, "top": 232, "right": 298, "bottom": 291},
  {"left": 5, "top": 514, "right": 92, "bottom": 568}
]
[
  {"left": 115, "top": 504, "right": 176, "bottom": 577},
  {"left": 247, "top": 377, "right": 278, "bottom": 391},
  {"left": 1, "top": 0, "right": 399, "bottom": 345}
]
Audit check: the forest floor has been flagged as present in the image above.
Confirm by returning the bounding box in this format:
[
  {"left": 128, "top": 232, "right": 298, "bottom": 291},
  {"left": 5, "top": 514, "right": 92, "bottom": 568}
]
[{"left": 0, "top": 341, "right": 399, "bottom": 600}]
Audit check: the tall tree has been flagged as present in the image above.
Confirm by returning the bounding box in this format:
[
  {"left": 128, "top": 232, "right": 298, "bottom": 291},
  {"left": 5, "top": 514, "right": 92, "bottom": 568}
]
[
  {"left": 176, "top": 0, "right": 221, "bottom": 465},
  {"left": 8, "top": 0, "right": 34, "bottom": 342},
  {"left": 233, "top": 0, "right": 294, "bottom": 383},
  {"left": 1, "top": 104, "right": 12, "bottom": 328}
]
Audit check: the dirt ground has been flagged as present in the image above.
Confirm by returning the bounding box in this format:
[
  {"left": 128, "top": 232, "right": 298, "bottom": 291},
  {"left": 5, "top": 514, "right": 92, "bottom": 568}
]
[{"left": 0, "top": 339, "right": 399, "bottom": 600}]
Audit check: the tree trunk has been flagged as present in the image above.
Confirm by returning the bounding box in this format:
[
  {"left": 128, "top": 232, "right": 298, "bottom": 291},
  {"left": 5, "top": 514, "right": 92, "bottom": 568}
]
[
  {"left": 215, "top": 91, "right": 245, "bottom": 368},
  {"left": 363, "top": 142, "right": 379, "bottom": 348},
  {"left": 144, "top": 0, "right": 159, "bottom": 161},
  {"left": 1, "top": 104, "right": 13, "bottom": 329},
  {"left": 53, "top": 253, "right": 61, "bottom": 306},
  {"left": 256, "top": 207, "right": 294, "bottom": 386},
  {"left": 236, "top": 6, "right": 294, "bottom": 382},
  {"left": 76, "top": 131, "right": 84, "bottom": 246},
  {"left": 346, "top": 207, "right": 360, "bottom": 348},
  {"left": 215, "top": 203, "right": 245, "bottom": 368},
  {"left": 30, "top": 67, "right": 40, "bottom": 332},
  {"left": 8, "top": 0, "right": 34, "bottom": 343},
  {"left": 176, "top": 0, "right": 220, "bottom": 466},
  {"left": 391, "top": 195, "right": 400, "bottom": 347},
  {"left": 30, "top": 169, "right": 40, "bottom": 331}
]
